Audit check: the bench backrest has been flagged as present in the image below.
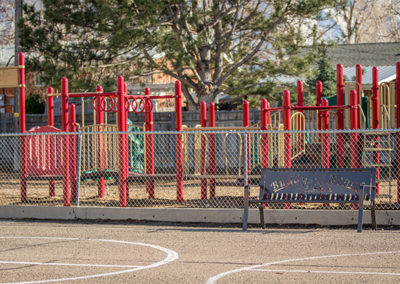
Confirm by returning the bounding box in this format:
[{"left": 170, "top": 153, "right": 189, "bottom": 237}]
[{"left": 259, "top": 168, "right": 376, "bottom": 202}]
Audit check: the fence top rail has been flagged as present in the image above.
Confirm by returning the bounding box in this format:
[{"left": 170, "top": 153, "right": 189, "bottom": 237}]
[{"left": 1, "top": 128, "right": 400, "bottom": 137}]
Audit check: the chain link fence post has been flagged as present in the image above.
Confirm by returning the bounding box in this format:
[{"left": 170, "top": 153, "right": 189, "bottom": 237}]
[
  {"left": 242, "top": 131, "right": 250, "bottom": 230},
  {"left": 75, "top": 133, "right": 83, "bottom": 207},
  {"left": 243, "top": 131, "right": 249, "bottom": 190}
]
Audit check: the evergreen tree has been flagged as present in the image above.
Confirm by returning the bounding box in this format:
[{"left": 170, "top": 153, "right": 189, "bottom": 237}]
[
  {"left": 20, "top": 0, "right": 336, "bottom": 109},
  {"left": 306, "top": 46, "right": 336, "bottom": 103},
  {"left": 25, "top": 94, "right": 45, "bottom": 114}
]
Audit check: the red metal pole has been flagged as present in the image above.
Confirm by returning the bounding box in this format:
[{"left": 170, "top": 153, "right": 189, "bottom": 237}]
[
  {"left": 297, "top": 80, "right": 304, "bottom": 118},
  {"left": 200, "top": 101, "right": 207, "bottom": 200},
  {"left": 297, "top": 81, "right": 304, "bottom": 109},
  {"left": 69, "top": 104, "right": 77, "bottom": 202},
  {"left": 19, "top": 52, "right": 27, "bottom": 202},
  {"left": 337, "top": 64, "right": 345, "bottom": 168},
  {"left": 316, "top": 81, "right": 322, "bottom": 131},
  {"left": 243, "top": 100, "right": 250, "bottom": 173},
  {"left": 283, "top": 90, "right": 292, "bottom": 209},
  {"left": 18, "top": 53, "right": 26, "bottom": 133},
  {"left": 145, "top": 87, "right": 155, "bottom": 199},
  {"left": 321, "top": 99, "right": 330, "bottom": 168},
  {"left": 261, "top": 99, "right": 270, "bottom": 208},
  {"left": 396, "top": 62, "right": 400, "bottom": 203},
  {"left": 356, "top": 64, "right": 362, "bottom": 129},
  {"left": 321, "top": 99, "right": 330, "bottom": 207},
  {"left": 47, "top": 87, "right": 56, "bottom": 197},
  {"left": 124, "top": 82, "right": 128, "bottom": 129},
  {"left": 209, "top": 102, "right": 216, "bottom": 198},
  {"left": 350, "top": 88, "right": 361, "bottom": 210},
  {"left": 96, "top": 85, "right": 105, "bottom": 198},
  {"left": 283, "top": 90, "right": 291, "bottom": 168},
  {"left": 117, "top": 76, "right": 128, "bottom": 207},
  {"left": 47, "top": 87, "right": 54, "bottom": 126},
  {"left": 372, "top": 67, "right": 380, "bottom": 194},
  {"left": 61, "top": 77, "right": 70, "bottom": 206},
  {"left": 123, "top": 82, "right": 130, "bottom": 199},
  {"left": 243, "top": 100, "right": 250, "bottom": 126},
  {"left": 297, "top": 81, "right": 304, "bottom": 151},
  {"left": 260, "top": 99, "right": 270, "bottom": 169},
  {"left": 175, "top": 81, "right": 184, "bottom": 202},
  {"left": 350, "top": 90, "right": 360, "bottom": 168},
  {"left": 316, "top": 81, "right": 322, "bottom": 106},
  {"left": 61, "top": 79, "right": 69, "bottom": 131}
]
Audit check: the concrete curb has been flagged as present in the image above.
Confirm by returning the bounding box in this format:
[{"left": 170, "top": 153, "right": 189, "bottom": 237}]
[{"left": 1, "top": 206, "right": 400, "bottom": 226}]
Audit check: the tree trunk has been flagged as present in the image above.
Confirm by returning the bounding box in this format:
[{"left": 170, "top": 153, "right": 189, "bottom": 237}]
[{"left": 181, "top": 86, "right": 215, "bottom": 111}]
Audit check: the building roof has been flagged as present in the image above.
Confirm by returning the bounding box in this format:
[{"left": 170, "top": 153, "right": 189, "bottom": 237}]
[
  {"left": 327, "top": 42, "right": 400, "bottom": 67},
  {"left": 343, "top": 65, "right": 396, "bottom": 85}
]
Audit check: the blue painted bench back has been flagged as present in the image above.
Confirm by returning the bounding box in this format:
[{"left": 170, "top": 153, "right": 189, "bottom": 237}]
[{"left": 259, "top": 168, "right": 376, "bottom": 203}]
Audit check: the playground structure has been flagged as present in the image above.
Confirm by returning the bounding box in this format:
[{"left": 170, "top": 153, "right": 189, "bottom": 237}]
[
  {"left": 18, "top": 52, "right": 184, "bottom": 206},
  {"left": 15, "top": 51, "right": 400, "bottom": 207},
  {"left": 178, "top": 63, "right": 400, "bottom": 202}
]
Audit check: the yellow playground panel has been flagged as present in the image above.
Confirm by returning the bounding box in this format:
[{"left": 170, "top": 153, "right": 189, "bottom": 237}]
[
  {"left": 181, "top": 110, "right": 306, "bottom": 177},
  {"left": 343, "top": 70, "right": 397, "bottom": 130},
  {"left": 80, "top": 124, "right": 145, "bottom": 174}
]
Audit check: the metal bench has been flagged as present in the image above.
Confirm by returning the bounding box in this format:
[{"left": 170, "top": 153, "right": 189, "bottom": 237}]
[{"left": 242, "top": 168, "right": 377, "bottom": 232}]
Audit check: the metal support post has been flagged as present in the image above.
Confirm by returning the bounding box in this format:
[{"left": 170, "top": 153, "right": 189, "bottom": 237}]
[
  {"left": 242, "top": 131, "right": 249, "bottom": 230},
  {"left": 372, "top": 67, "right": 380, "bottom": 194},
  {"left": 75, "top": 133, "right": 83, "bottom": 207},
  {"left": 337, "top": 64, "right": 345, "bottom": 168}
]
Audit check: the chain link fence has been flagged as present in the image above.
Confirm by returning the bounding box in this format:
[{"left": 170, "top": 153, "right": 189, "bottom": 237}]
[{"left": 0, "top": 128, "right": 399, "bottom": 210}]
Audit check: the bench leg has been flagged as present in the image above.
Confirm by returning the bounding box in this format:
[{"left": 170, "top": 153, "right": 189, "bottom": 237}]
[
  {"left": 242, "top": 185, "right": 249, "bottom": 231},
  {"left": 371, "top": 199, "right": 377, "bottom": 230},
  {"left": 259, "top": 206, "right": 265, "bottom": 229},
  {"left": 357, "top": 192, "right": 364, "bottom": 233}
]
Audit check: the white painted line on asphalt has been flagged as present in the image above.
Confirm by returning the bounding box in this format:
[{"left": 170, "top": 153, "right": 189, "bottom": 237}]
[
  {"left": 206, "top": 250, "right": 400, "bottom": 284},
  {"left": 0, "top": 236, "right": 79, "bottom": 241},
  {"left": 252, "top": 268, "right": 400, "bottom": 276},
  {"left": 0, "top": 236, "right": 179, "bottom": 284},
  {"left": 0, "top": 261, "right": 140, "bottom": 269}
]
